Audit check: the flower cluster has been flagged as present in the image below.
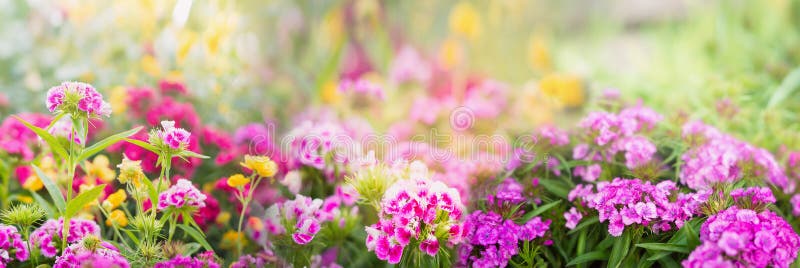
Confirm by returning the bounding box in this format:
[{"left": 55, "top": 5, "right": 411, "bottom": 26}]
[
  {"left": 157, "top": 179, "right": 207, "bottom": 211},
  {"left": 154, "top": 251, "right": 220, "bottom": 268},
  {"left": 683, "top": 206, "right": 800, "bottom": 268},
  {"left": 364, "top": 168, "right": 465, "bottom": 264},
  {"left": 263, "top": 194, "right": 327, "bottom": 245},
  {"left": 46, "top": 81, "right": 111, "bottom": 117},
  {"left": 53, "top": 238, "right": 129, "bottom": 268},
  {"left": 0, "top": 224, "right": 29, "bottom": 266},
  {"left": 149, "top": 120, "right": 191, "bottom": 150},
  {"left": 680, "top": 120, "right": 791, "bottom": 191},
  {"left": 286, "top": 121, "right": 356, "bottom": 173},
  {"left": 30, "top": 218, "right": 101, "bottom": 258},
  {"left": 567, "top": 178, "right": 707, "bottom": 236},
  {"left": 572, "top": 105, "right": 663, "bottom": 180},
  {"left": 458, "top": 211, "right": 550, "bottom": 267}
]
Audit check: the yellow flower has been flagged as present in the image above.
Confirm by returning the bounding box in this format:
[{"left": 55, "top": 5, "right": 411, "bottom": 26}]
[
  {"left": 539, "top": 73, "right": 584, "bottom": 108},
  {"left": 109, "top": 86, "right": 128, "bottom": 114},
  {"left": 527, "top": 35, "right": 552, "bottom": 72},
  {"left": 241, "top": 155, "right": 278, "bottom": 178},
  {"left": 22, "top": 175, "right": 43, "bottom": 191},
  {"left": 226, "top": 174, "right": 250, "bottom": 188},
  {"left": 103, "top": 189, "right": 127, "bottom": 211},
  {"left": 320, "top": 80, "right": 341, "bottom": 104},
  {"left": 220, "top": 230, "right": 247, "bottom": 250},
  {"left": 85, "top": 155, "right": 116, "bottom": 183},
  {"left": 106, "top": 209, "right": 129, "bottom": 227},
  {"left": 449, "top": 2, "right": 482, "bottom": 40},
  {"left": 117, "top": 157, "right": 145, "bottom": 186},
  {"left": 17, "top": 196, "right": 33, "bottom": 204},
  {"left": 438, "top": 38, "right": 464, "bottom": 70},
  {"left": 216, "top": 212, "right": 231, "bottom": 225},
  {"left": 140, "top": 55, "right": 162, "bottom": 77}
]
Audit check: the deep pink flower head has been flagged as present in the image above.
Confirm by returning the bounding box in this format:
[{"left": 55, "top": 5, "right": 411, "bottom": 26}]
[
  {"left": 0, "top": 224, "right": 29, "bottom": 266},
  {"left": 154, "top": 252, "right": 220, "bottom": 268},
  {"left": 684, "top": 206, "right": 800, "bottom": 268},
  {"left": 30, "top": 218, "right": 101, "bottom": 258},
  {"left": 389, "top": 45, "right": 431, "bottom": 84},
  {"left": 46, "top": 81, "right": 111, "bottom": 117},
  {"left": 53, "top": 240, "right": 129, "bottom": 268},
  {"left": 157, "top": 179, "right": 207, "bottom": 211}
]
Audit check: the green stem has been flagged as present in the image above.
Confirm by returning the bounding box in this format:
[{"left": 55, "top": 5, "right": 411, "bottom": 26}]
[{"left": 167, "top": 214, "right": 177, "bottom": 243}]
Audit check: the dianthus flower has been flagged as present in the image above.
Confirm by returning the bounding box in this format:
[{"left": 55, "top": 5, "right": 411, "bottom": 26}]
[
  {"left": 30, "top": 218, "right": 101, "bottom": 258},
  {"left": 683, "top": 206, "right": 800, "bottom": 268},
  {"left": 567, "top": 178, "right": 707, "bottom": 236},
  {"left": 150, "top": 120, "right": 191, "bottom": 150},
  {"left": 157, "top": 179, "right": 207, "bottom": 211},
  {"left": 286, "top": 121, "right": 358, "bottom": 180},
  {"left": 46, "top": 81, "right": 111, "bottom": 118},
  {"left": 154, "top": 251, "right": 220, "bottom": 268},
  {"left": 53, "top": 239, "right": 129, "bottom": 268},
  {"left": 263, "top": 194, "right": 326, "bottom": 245},
  {"left": 680, "top": 121, "right": 791, "bottom": 191},
  {"left": 365, "top": 171, "right": 465, "bottom": 264},
  {"left": 564, "top": 207, "right": 583, "bottom": 230},
  {"left": 0, "top": 224, "right": 29, "bottom": 267},
  {"left": 458, "top": 211, "right": 550, "bottom": 267}
]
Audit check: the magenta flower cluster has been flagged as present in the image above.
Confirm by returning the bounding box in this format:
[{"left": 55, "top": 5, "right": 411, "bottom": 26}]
[
  {"left": 286, "top": 121, "right": 350, "bottom": 171},
  {"left": 573, "top": 105, "right": 662, "bottom": 181},
  {"left": 567, "top": 178, "right": 707, "bottom": 236},
  {"left": 263, "top": 194, "right": 326, "bottom": 245},
  {"left": 730, "top": 186, "right": 776, "bottom": 207},
  {"left": 46, "top": 81, "right": 111, "bottom": 117},
  {"left": 683, "top": 206, "right": 800, "bottom": 268},
  {"left": 152, "top": 120, "right": 192, "bottom": 150},
  {"left": 157, "top": 179, "right": 207, "bottom": 211},
  {"left": 458, "top": 211, "right": 551, "bottom": 267},
  {"left": 0, "top": 224, "right": 29, "bottom": 267},
  {"left": 365, "top": 178, "right": 465, "bottom": 264},
  {"left": 30, "top": 218, "right": 101, "bottom": 258},
  {"left": 154, "top": 251, "right": 220, "bottom": 268},
  {"left": 680, "top": 120, "right": 791, "bottom": 191},
  {"left": 53, "top": 240, "right": 129, "bottom": 268}
]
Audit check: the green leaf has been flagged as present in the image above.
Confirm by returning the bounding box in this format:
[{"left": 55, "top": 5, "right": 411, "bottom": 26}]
[
  {"left": 32, "top": 165, "right": 66, "bottom": 213},
  {"left": 178, "top": 150, "right": 210, "bottom": 159},
  {"left": 77, "top": 127, "right": 143, "bottom": 162},
  {"left": 521, "top": 200, "right": 562, "bottom": 222},
  {"left": 123, "top": 138, "right": 158, "bottom": 154},
  {"left": 64, "top": 184, "right": 105, "bottom": 219},
  {"left": 608, "top": 229, "right": 632, "bottom": 268},
  {"left": 683, "top": 218, "right": 702, "bottom": 248},
  {"left": 177, "top": 224, "right": 213, "bottom": 251},
  {"left": 140, "top": 178, "right": 159, "bottom": 206},
  {"left": 567, "top": 216, "right": 599, "bottom": 235},
  {"left": 646, "top": 251, "right": 673, "bottom": 261},
  {"left": 14, "top": 116, "right": 69, "bottom": 160},
  {"left": 182, "top": 242, "right": 202, "bottom": 256},
  {"left": 636, "top": 243, "right": 691, "bottom": 253},
  {"left": 538, "top": 178, "right": 570, "bottom": 199},
  {"left": 566, "top": 250, "right": 608, "bottom": 266},
  {"left": 768, "top": 67, "right": 800, "bottom": 108},
  {"left": 121, "top": 228, "right": 141, "bottom": 246}
]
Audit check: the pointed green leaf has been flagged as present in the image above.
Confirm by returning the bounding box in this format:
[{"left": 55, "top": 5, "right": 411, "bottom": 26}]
[
  {"left": 567, "top": 215, "right": 599, "bottom": 235},
  {"left": 177, "top": 224, "right": 213, "bottom": 251},
  {"left": 768, "top": 67, "right": 800, "bottom": 108},
  {"left": 608, "top": 229, "right": 632, "bottom": 268},
  {"left": 123, "top": 138, "right": 158, "bottom": 154},
  {"left": 140, "top": 178, "right": 159, "bottom": 206},
  {"left": 65, "top": 184, "right": 105, "bottom": 219},
  {"left": 14, "top": 116, "right": 69, "bottom": 160},
  {"left": 179, "top": 150, "right": 209, "bottom": 159},
  {"left": 566, "top": 250, "right": 608, "bottom": 266},
  {"left": 29, "top": 190, "right": 57, "bottom": 218},
  {"left": 538, "top": 178, "right": 570, "bottom": 199},
  {"left": 646, "top": 251, "right": 673, "bottom": 261},
  {"left": 78, "top": 127, "right": 143, "bottom": 162},
  {"left": 520, "top": 200, "right": 562, "bottom": 222},
  {"left": 32, "top": 165, "right": 66, "bottom": 213},
  {"left": 636, "top": 243, "right": 691, "bottom": 253}
]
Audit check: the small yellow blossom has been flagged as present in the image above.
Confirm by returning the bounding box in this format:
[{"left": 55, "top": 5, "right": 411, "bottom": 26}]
[
  {"left": 17, "top": 196, "right": 33, "bottom": 204},
  {"left": 109, "top": 86, "right": 128, "bottom": 114},
  {"left": 227, "top": 174, "right": 250, "bottom": 188},
  {"left": 220, "top": 230, "right": 247, "bottom": 250},
  {"left": 106, "top": 209, "right": 129, "bottom": 227},
  {"left": 449, "top": 2, "right": 482, "bottom": 41},
  {"left": 103, "top": 189, "right": 128, "bottom": 211},
  {"left": 117, "top": 157, "right": 145, "bottom": 186},
  {"left": 141, "top": 55, "right": 162, "bottom": 77},
  {"left": 240, "top": 155, "right": 278, "bottom": 178},
  {"left": 22, "top": 175, "right": 43, "bottom": 191},
  {"left": 247, "top": 216, "right": 264, "bottom": 232},
  {"left": 438, "top": 38, "right": 464, "bottom": 70},
  {"left": 527, "top": 36, "right": 552, "bottom": 72},
  {"left": 86, "top": 155, "right": 116, "bottom": 183},
  {"left": 539, "top": 73, "right": 584, "bottom": 108},
  {"left": 176, "top": 30, "right": 198, "bottom": 64},
  {"left": 216, "top": 212, "right": 231, "bottom": 225},
  {"left": 321, "top": 80, "right": 341, "bottom": 105}
]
